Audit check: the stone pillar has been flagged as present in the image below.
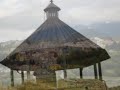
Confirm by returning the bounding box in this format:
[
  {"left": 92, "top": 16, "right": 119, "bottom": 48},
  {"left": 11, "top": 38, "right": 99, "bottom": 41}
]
[
  {"left": 94, "top": 64, "right": 98, "bottom": 79},
  {"left": 21, "top": 71, "right": 24, "bottom": 84},
  {"left": 98, "top": 62, "right": 103, "bottom": 80},
  {"left": 10, "top": 69, "right": 14, "bottom": 87},
  {"left": 80, "top": 68, "right": 83, "bottom": 79}
]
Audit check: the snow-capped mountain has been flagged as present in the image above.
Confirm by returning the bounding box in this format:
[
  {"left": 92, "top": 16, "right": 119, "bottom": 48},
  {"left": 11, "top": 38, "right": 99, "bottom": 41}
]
[
  {"left": 91, "top": 37, "right": 116, "bottom": 48},
  {"left": 0, "top": 40, "right": 22, "bottom": 49},
  {"left": 0, "top": 40, "right": 22, "bottom": 61}
]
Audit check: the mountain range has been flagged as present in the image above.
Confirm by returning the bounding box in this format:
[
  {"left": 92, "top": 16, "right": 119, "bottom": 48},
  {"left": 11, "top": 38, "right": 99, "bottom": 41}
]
[{"left": 74, "top": 22, "right": 120, "bottom": 41}]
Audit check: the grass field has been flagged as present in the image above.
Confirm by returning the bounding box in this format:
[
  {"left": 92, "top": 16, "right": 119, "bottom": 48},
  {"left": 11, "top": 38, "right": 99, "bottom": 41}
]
[{"left": 0, "top": 79, "right": 109, "bottom": 90}]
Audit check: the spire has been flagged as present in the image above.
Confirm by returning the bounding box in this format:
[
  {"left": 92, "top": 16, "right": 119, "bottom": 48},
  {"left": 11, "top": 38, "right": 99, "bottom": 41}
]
[{"left": 50, "top": 0, "right": 53, "bottom": 3}]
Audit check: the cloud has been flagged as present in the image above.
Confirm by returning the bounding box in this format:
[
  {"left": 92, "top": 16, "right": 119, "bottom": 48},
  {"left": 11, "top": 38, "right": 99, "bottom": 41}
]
[
  {"left": 63, "top": 7, "right": 120, "bottom": 24},
  {"left": 60, "top": 0, "right": 120, "bottom": 25},
  {"left": 0, "top": 0, "right": 120, "bottom": 29},
  {"left": 0, "top": 0, "right": 27, "bottom": 18},
  {"left": 0, "top": 29, "right": 33, "bottom": 42},
  {"left": 0, "top": 0, "right": 120, "bottom": 41}
]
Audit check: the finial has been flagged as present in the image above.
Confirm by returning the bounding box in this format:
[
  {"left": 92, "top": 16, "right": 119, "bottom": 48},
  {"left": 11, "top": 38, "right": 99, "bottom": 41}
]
[{"left": 50, "top": 0, "right": 53, "bottom": 3}]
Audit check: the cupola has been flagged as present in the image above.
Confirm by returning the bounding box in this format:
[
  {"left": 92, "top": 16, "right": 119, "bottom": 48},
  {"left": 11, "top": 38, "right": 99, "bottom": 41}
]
[{"left": 44, "top": 0, "right": 61, "bottom": 19}]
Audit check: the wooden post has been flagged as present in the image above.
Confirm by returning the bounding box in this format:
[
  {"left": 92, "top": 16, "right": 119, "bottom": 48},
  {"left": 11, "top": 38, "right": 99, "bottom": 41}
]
[
  {"left": 94, "top": 64, "right": 98, "bottom": 79},
  {"left": 98, "top": 62, "right": 103, "bottom": 80},
  {"left": 80, "top": 68, "right": 83, "bottom": 79},
  {"left": 64, "top": 69, "right": 67, "bottom": 79},
  {"left": 27, "top": 71, "right": 30, "bottom": 80},
  {"left": 27, "top": 61, "right": 30, "bottom": 80},
  {"left": 62, "top": 47, "right": 68, "bottom": 79},
  {"left": 21, "top": 71, "right": 24, "bottom": 84},
  {"left": 10, "top": 69, "right": 14, "bottom": 87},
  {"left": 63, "top": 53, "right": 67, "bottom": 79},
  {"left": 55, "top": 71, "right": 58, "bottom": 89}
]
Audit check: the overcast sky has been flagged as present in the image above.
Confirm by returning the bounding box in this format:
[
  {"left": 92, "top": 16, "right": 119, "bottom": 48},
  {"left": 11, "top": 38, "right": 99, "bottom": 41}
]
[{"left": 0, "top": 0, "right": 120, "bottom": 42}]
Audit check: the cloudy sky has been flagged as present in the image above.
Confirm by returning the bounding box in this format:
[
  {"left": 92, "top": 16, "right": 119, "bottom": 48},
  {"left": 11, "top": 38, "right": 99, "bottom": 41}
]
[{"left": 0, "top": 0, "right": 120, "bottom": 42}]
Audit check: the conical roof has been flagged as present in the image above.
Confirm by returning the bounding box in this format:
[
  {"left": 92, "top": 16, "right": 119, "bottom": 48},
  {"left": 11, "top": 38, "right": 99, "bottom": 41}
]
[
  {"left": 0, "top": 1, "right": 110, "bottom": 71},
  {"left": 4, "top": 17, "right": 104, "bottom": 53}
]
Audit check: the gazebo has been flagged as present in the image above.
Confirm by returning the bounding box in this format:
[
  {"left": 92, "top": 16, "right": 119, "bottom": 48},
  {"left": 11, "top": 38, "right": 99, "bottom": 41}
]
[{"left": 0, "top": 0, "right": 110, "bottom": 87}]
